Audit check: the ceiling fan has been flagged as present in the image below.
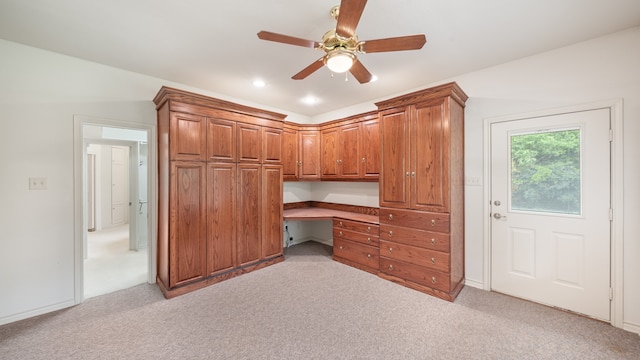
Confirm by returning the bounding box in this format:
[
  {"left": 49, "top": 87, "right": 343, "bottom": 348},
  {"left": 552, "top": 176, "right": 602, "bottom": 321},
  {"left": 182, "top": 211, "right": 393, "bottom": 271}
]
[{"left": 257, "top": 0, "right": 426, "bottom": 84}]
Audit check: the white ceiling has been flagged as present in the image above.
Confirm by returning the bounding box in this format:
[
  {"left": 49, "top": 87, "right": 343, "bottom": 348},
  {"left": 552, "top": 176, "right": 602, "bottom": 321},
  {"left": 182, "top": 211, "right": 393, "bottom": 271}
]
[{"left": 1, "top": 0, "right": 639, "bottom": 116}]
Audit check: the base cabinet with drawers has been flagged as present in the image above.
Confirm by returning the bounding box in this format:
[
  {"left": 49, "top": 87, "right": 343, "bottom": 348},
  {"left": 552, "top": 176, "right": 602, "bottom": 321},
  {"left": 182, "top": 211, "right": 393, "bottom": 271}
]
[{"left": 332, "top": 218, "right": 379, "bottom": 274}]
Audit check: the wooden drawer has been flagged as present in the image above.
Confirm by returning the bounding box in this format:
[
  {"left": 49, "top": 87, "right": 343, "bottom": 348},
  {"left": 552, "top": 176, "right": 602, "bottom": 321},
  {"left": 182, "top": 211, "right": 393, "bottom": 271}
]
[
  {"left": 333, "top": 228, "right": 379, "bottom": 246},
  {"left": 333, "top": 238, "right": 379, "bottom": 270},
  {"left": 379, "top": 208, "right": 449, "bottom": 233},
  {"left": 380, "top": 257, "right": 450, "bottom": 293},
  {"left": 379, "top": 240, "right": 449, "bottom": 273},
  {"left": 334, "top": 218, "right": 379, "bottom": 235},
  {"left": 379, "top": 224, "right": 450, "bottom": 253}
]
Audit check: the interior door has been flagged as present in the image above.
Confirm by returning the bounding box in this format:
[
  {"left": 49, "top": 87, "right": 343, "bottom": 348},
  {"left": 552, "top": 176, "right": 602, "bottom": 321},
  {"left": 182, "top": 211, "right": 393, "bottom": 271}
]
[
  {"left": 490, "top": 108, "right": 611, "bottom": 321},
  {"left": 111, "top": 146, "right": 129, "bottom": 226}
]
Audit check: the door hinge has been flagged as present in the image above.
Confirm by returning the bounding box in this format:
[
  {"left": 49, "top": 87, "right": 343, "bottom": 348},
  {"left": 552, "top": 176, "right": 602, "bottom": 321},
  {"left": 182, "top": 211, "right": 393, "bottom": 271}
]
[
  {"left": 610, "top": 287, "right": 614, "bottom": 301},
  {"left": 609, "top": 208, "right": 613, "bottom": 221},
  {"left": 609, "top": 129, "right": 614, "bottom": 142}
]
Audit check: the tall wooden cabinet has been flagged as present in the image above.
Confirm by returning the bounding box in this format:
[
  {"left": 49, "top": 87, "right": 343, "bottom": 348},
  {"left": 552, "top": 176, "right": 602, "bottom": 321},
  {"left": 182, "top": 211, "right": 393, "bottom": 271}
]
[
  {"left": 375, "top": 82, "right": 467, "bottom": 301},
  {"left": 154, "top": 86, "right": 286, "bottom": 298}
]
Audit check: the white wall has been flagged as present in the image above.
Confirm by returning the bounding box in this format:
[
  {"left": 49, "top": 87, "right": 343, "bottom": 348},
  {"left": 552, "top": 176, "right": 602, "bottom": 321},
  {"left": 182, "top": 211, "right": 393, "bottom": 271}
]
[{"left": 1, "top": 26, "right": 638, "bottom": 331}]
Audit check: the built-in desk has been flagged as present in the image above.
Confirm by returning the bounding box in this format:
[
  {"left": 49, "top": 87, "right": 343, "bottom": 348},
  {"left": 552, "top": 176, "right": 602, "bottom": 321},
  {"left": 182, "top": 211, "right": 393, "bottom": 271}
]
[
  {"left": 284, "top": 202, "right": 380, "bottom": 274},
  {"left": 283, "top": 207, "right": 379, "bottom": 224}
]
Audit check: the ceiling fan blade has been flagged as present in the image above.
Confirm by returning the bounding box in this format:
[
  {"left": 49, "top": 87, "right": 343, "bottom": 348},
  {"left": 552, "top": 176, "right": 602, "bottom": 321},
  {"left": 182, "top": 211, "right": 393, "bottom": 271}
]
[
  {"left": 257, "top": 31, "right": 320, "bottom": 48},
  {"left": 361, "top": 34, "right": 427, "bottom": 53},
  {"left": 335, "top": 0, "right": 367, "bottom": 38},
  {"left": 349, "top": 59, "right": 373, "bottom": 84},
  {"left": 292, "top": 58, "right": 325, "bottom": 80}
]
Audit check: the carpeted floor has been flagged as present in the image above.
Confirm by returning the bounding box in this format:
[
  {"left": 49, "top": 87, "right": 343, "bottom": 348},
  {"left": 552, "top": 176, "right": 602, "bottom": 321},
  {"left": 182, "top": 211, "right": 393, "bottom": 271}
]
[{"left": 1, "top": 241, "right": 638, "bottom": 359}]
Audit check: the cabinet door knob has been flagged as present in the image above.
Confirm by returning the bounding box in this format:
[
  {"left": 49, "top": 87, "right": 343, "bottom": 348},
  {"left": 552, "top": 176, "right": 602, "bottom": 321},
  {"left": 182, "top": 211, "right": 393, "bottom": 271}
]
[
  {"left": 388, "top": 247, "right": 393, "bottom": 253},
  {"left": 361, "top": 157, "right": 366, "bottom": 163},
  {"left": 406, "top": 172, "right": 410, "bottom": 177},
  {"left": 367, "top": 254, "right": 372, "bottom": 259},
  {"left": 411, "top": 171, "right": 416, "bottom": 177},
  {"left": 339, "top": 246, "right": 343, "bottom": 250}
]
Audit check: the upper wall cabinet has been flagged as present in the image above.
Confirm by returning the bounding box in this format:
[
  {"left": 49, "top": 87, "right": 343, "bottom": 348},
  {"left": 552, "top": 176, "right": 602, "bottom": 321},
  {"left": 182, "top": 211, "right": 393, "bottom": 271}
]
[
  {"left": 284, "top": 111, "right": 379, "bottom": 182},
  {"left": 282, "top": 123, "right": 321, "bottom": 181},
  {"left": 170, "top": 112, "right": 207, "bottom": 161}
]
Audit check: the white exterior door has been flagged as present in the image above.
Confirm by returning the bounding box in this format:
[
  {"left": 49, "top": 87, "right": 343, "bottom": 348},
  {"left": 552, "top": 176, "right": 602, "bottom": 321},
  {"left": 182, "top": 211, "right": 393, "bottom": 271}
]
[{"left": 490, "top": 108, "right": 611, "bottom": 321}]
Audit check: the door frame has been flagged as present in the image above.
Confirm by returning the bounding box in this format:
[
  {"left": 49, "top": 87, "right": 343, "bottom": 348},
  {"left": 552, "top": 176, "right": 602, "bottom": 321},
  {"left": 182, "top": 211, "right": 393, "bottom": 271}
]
[
  {"left": 482, "top": 99, "right": 623, "bottom": 328},
  {"left": 73, "top": 115, "right": 157, "bottom": 304}
]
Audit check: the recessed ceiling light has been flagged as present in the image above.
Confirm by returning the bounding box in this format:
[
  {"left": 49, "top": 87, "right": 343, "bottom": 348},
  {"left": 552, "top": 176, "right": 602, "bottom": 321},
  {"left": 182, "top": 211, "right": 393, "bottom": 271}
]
[
  {"left": 252, "top": 79, "right": 266, "bottom": 88},
  {"left": 301, "top": 95, "right": 320, "bottom": 105}
]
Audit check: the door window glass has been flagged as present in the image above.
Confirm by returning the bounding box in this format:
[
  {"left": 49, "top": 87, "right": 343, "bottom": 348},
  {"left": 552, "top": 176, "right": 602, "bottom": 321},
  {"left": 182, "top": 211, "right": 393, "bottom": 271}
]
[{"left": 510, "top": 129, "right": 581, "bottom": 215}]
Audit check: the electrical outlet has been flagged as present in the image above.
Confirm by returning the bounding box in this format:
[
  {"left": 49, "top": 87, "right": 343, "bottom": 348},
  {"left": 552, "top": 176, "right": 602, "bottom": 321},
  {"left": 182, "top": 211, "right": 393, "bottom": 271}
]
[
  {"left": 29, "top": 177, "right": 47, "bottom": 190},
  {"left": 285, "top": 225, "right": 288, "bottom": 230}
]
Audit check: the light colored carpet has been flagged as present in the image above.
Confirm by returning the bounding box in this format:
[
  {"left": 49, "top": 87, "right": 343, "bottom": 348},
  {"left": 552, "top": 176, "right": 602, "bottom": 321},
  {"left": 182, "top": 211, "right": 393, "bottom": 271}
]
[{"left": 1, "top": 241, "right": 638, "bottom": 359}]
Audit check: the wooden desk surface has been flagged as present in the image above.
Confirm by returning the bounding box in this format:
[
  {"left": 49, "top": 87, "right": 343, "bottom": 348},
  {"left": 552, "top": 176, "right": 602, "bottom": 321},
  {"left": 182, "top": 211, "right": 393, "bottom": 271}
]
[{"left": 283, "top": 207, "right": 379, "bottom": 224}]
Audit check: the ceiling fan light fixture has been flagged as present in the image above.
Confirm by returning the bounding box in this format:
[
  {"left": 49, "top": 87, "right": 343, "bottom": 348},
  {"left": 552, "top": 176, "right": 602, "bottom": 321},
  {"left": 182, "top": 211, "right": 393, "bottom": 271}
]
[{"left": 325, "top": 49, "right": 355, "bottom": 73}]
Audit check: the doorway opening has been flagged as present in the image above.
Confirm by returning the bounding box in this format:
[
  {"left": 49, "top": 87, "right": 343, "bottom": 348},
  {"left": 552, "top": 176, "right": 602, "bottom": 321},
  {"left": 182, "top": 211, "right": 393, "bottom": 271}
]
[{"left": 73, "top": 116, "right": 157, "bottom": 303}]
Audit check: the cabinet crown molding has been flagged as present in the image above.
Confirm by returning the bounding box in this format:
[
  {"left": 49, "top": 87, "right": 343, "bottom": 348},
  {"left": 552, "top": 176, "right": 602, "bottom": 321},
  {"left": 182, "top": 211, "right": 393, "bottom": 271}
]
[
  {"left": 153, "top": 86, "right": 287, "bottom": 123},
  {"left": 375, "top": 82, "right": 468, "bottom": 110}
]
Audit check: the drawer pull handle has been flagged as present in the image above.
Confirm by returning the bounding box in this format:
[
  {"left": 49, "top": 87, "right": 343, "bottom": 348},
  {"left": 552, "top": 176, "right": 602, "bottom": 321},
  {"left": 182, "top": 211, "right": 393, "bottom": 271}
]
[
  {"left": 339, "top": 246, "right": 343, "bottom": 250},
  {"left": 367, "top": 226, "right": 371, "bottom": 233},
  {"left": 388, "top": 264, "right": 394, "bottom": 271},
  {"left": 339, "top": 231, "right": 343, "bottom": 237},
  {"left": 367, "top": 254, "right": 371, "bottom": 259},
  {"left": 388, "top": 247, "right": 393, "bottom": 253},
  {"left": 388, "top": 214, "right": 394, "bottom": 220},
  {"left": 388, "top": 230, "right": 393, "bottom": 238},
  {"left": 431, "top": 257, "right": 436, "bottom": 264},
  {"left": 431, "top": 219, "right": 436, "bottom": 226},
  {"left": 431, "top": 276, "right": 437, "bottom": 284},
  {"left": 339, "top": 221, "right": 343, "bottom": 227},
  {"left": 367, "top": 237, "right": 371, "bottom": 243},
  {"left": 431, "top": 238, "right": 436, "bottom": 245}
]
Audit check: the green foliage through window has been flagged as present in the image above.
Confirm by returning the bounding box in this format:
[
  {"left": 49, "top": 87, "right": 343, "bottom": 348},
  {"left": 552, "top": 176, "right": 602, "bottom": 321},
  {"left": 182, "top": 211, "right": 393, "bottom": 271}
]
[{"left": 510, "top": 129, "right": 581, "bottom": 214}]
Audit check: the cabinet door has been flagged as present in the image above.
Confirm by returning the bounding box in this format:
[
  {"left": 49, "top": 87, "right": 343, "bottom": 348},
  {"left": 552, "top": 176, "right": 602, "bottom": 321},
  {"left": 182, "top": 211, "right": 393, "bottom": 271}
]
[
  {"left": 412, "top": 100, "right": 449, "bottom": 212},
  {"left": 237, "top": 164, "right": 262, "bottom": 265},
  {"left": 361, "top": 119, "right": 380, "bottom": 180},
  {"left": 262, "top": 165, "right": 283, "bottom": 259},
  {"left": 207, "top": 163, "right": 236, "bottom": 275},
  {"left": 262, "top": 127, "right": 283, "bottom": 164},
  {"left": 339, "top": 123, "right": 362, "bottom": 178},
  {"left": 282, "top": 127, "right": 298, "bottom": 180},
  {"left": 299, "top": 130, "right": 321, "bottom": 179},
  {"left": 321, "top": 127, "right": 339, "bottom": 178},
  {"left": 379, "top": 108, "right": 411, "bottom": 208},
  {"left": 169, "top": 161, "right": 207, "bottom": 287},
  {"left": 207, "top": 118, "right": 236, "bottom": 162},
  {"left": 170, "top": 112, "right": 206, "bottom": 161},
  {"left": 237, "top": 123, "right": 262, "bottom": 163}
]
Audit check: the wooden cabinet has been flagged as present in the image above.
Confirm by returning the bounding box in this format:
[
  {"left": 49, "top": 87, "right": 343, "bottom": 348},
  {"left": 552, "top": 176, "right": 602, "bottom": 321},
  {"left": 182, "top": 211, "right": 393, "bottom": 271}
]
[
  {"left": 155, "top": 86, "right": 286, "bottom": 298},
  {"left": 361, "top": 118, "right": 380, "bottom": 180},
  {"left": 299, "top": 129, "right": 321, "bottom": 180},
  {"left": 332, "top": 218, "right": 379, "bottom": 274},
  {"left": 321, "top": 123, "right": 361, "bottom": 179},
  {"left": 375, "top": 82, "right": 467, "bottom": 302},
  {"left": 169, "top": 161, "right": 207, "bottom": 287},
  {"left": 170, "top": 112, "right": 206, "bottom": 161},
  {"left": 282, "top": 124, "right": 321, "bottom": 181}
]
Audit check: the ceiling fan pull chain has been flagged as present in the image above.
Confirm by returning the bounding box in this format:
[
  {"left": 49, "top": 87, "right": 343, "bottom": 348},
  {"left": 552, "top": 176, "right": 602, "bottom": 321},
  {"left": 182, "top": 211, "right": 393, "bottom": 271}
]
[{"left": 345, "top": 73, "right": 348, "bottom": 82}]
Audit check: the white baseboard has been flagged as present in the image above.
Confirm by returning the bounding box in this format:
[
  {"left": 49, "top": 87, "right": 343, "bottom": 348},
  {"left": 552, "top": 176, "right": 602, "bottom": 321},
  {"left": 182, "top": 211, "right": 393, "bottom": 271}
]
[
  {"left": 623, "top": 321, "right": 640, "bottom": 335},
  {"left": 464, "top": 279, "right": 484, "bottom": 290},
  {"left": 0, "top": 299, "right": 75, "bottom": 326},
  {"left": 286, "top": 236, "right": 333, "bottom": 248}
]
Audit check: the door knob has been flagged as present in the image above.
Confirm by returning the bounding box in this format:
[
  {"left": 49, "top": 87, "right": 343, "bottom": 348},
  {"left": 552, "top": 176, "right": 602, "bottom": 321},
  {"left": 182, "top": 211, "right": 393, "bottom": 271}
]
[{"left": 493, "top": 213, "right": 507, "bottom": 220}]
